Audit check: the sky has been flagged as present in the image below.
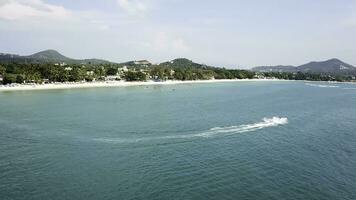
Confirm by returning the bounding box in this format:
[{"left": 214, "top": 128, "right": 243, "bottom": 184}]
[{"left": 0, "top": 0, "right": 356, "bottom": 68}]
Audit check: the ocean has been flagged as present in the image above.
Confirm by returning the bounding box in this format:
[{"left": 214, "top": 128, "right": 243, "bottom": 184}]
[{"left": 1, "top": 81, "right": 356, "bottom": 200}]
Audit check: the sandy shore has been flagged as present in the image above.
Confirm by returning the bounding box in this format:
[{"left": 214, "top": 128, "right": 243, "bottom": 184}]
[{"left": 0, "top": 79, "right": 285, "bottom": 92}]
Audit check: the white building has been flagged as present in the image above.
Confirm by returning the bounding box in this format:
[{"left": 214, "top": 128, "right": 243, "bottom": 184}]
[
  {"left": 134, "top": 60, "right": 151, "bottom": 65},
  {"left": 86, "top": 71, "right": 94, "bottom": 76},
  {"left": 54, "top": 62, "right": 67, "bottom": 66},
  {"left": 105, "top": 75, "right": 120, "bottom": 81},
  {"left": 118, "top": 66, "right": 129, "bottom": 72},
  {"left": 254, "top": 74, "right": 265, "bottom": 79}
]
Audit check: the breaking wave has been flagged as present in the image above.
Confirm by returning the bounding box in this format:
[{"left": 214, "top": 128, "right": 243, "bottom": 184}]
[
  {"left": 94, "top": 117, "right": 288, "bottom": 144},
  {"left": 305, "top": 83, "right": 339, "bottom": 88}
]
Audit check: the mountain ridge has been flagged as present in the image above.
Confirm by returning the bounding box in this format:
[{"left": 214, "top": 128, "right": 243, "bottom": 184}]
[
  {"left": 0, "top": 50, "right": 112, "bottom": 65},
  {"left": 1, "top": 50, "right": 356, "bottom": 75},
  {"left": 252, "top": 58, "right": 356, "bottom": 75}
]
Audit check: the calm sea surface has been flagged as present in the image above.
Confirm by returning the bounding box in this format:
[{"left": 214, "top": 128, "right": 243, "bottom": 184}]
[{"left": 1, "top": 81, "right": 356, "bottom": 200}]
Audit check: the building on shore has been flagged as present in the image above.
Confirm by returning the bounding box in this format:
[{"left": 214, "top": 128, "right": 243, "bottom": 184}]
[
  {"left": 118, "top": 66, "right": 129, "bottom": 72},
  {"left": 54, "top": 62, "right": 67, "bottom": 67},
  {"left": 86, "top": 71, "right": 94, "bottom": 76},
  {"left": 134, "top": 60, "right": 151, "bottom": 66},
  {"left": 105, "top": 75, "right": 121, "bottom": 81}
]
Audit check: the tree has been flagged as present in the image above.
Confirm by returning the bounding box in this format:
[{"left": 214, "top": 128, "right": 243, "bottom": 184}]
[
  {"left": 96, "top": 67, "right": 106, "bottom": 76},
  {"left": 173, "top": 69, "right": 185, "bottom": 80},
  {"left": 150, "top": 66, "right": 166, "bottom": 80},
  {"left": 3, "top": 74, "right": 17, "bottom": 84},
  {"left": 0, "top": 65, "right": 5, "bottom": 75},
  {"left": 16, "top": 75, "right": 24, "bottom": 83},
  {"left": 295, "top": 72, "right": 306, "bottom": 80},
  {"left": 25, "top": 71, "right": 42, "bottom": 83},
  {"left": 71, "top": 67, "right": 86, "bottom": 82},
  {"left": 5, "top": 64, "right": 16, "bottom": 74},
  {"left": 106, "top": 67, "right": 118, "bottom": 75},
  {"left": 124, "top": 71, "right": 147, "bottom": 81}
]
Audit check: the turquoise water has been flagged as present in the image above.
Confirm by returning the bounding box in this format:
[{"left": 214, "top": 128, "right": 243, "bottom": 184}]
[{"left": 1, "top": 81, "right": 356, "bottom": 200}]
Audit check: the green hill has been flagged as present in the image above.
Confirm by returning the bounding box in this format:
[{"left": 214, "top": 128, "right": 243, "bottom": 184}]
[{"left": 0, "top": 50, "right": 112, "bottom": 65}]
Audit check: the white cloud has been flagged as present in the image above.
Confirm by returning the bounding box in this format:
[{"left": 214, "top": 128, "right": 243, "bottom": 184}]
[
  {"left": 0, "top": 0, "right": 116, "bottom": 32},
  {"left": 0, "top": 0, "right": 72, "bottom": 21},
  {"left": 342, "top": 14, "right": 356, "bottom": 28},
  {"left": 152, "top": 31, "right": 190, "bottom": 52},
  {"left": 117, "top": 0, "right": 148, "bottom": 16},
  {"left": 341, "top": 3, "right": 356, "bottom": 28},
  {"left": 172, "top": 38, "right": 188, "bottom": 51}
]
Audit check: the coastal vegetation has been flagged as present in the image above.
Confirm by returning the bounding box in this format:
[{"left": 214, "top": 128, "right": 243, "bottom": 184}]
[
  {"left": 0, "top": 59, "right": 355, "bottom": 85},
  {"left": 1, "top": 50, "right": 355, "bottom": 85},
  {"left": 261, "top": 72, "right": 355, "bottom": 82},
  {"left": 0, "top": 59, "right": 256, "bottom": 84}
]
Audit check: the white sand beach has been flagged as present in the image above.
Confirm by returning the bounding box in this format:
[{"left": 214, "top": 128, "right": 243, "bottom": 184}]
[{"left": 0, "top": 79, "right": 284, "bottom": 92}]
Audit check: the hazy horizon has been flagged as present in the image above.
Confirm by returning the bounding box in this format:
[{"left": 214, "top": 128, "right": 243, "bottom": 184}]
[{"left": 1, "top": 0, "right": 356, "bottom": 68}]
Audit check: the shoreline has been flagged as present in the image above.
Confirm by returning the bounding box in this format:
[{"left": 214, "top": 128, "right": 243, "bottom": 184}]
[{"left": 0, "top": 79, "right": 286, "bottom": 92}]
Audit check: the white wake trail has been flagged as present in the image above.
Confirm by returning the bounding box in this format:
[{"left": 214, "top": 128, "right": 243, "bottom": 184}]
[
  {"left": 94, "top": 117, "right": 288, "bottom": 143},
  {"left": 305, "top": 83, "right": 339, "bottom": 88},
  {"left": 196, "top": 117, "right": 288, "bottom": 138}
]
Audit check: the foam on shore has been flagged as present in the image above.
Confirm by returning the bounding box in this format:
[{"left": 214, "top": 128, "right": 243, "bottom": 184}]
[{"left": 0, "top": 79, "right": 284, "bottom": 92}]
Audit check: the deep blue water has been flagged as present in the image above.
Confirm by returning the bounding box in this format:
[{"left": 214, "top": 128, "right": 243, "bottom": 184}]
[{"left": 1, "top": 81, "right": 356, "bottom": 200}]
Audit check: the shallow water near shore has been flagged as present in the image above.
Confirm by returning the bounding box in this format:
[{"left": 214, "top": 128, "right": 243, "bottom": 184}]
[{"left": 1, "top": 81, "right": 356, "bottom": 200}]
